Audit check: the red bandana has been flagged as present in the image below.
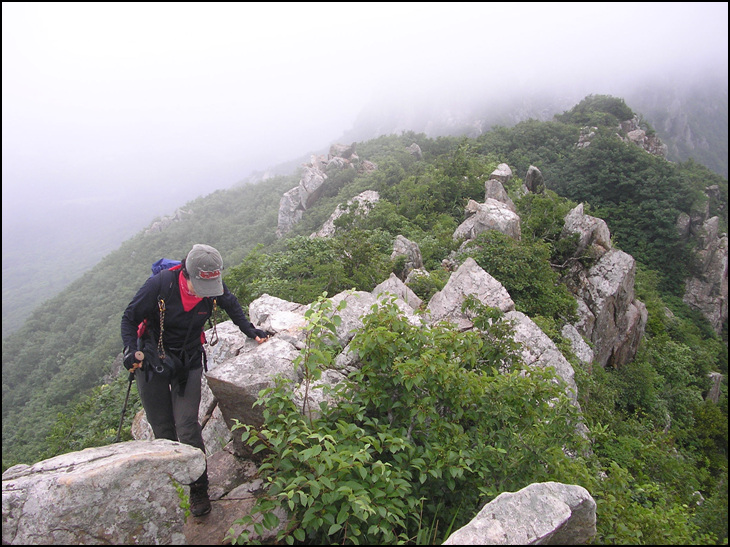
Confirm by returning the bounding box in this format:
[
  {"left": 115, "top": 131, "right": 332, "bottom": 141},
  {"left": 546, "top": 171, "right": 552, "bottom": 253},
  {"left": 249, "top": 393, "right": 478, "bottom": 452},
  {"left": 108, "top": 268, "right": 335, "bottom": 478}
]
[{"left": 179, "top": 271, "right": 203, "bottom": 311}]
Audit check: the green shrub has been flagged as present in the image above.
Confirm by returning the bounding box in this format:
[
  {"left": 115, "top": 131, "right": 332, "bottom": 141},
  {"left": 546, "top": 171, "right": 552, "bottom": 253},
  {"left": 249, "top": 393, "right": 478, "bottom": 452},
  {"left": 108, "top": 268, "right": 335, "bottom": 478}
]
[
  {"left": 456, "top": 230, "right": 578, "bottom": 324},
  {"left": 229, "top": 297, "right": 589, "bottom": 544}
]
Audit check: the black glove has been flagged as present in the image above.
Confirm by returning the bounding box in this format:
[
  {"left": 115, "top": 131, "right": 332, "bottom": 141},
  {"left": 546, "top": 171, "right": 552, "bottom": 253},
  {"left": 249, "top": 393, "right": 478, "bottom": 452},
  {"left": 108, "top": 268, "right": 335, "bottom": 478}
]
[
  {"left": 252, "top": 328, "right": 269, "bottom": 339},
  {"left": 123, "top": 346, "right": 141, "bottom": 371}
]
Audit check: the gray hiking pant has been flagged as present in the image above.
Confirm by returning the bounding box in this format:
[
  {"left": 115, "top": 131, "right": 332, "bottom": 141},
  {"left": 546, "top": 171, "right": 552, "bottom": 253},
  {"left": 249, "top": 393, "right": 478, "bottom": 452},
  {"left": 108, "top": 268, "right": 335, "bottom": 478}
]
[{"left": 135, "top": 365, "right": 207, "bottom": 485}]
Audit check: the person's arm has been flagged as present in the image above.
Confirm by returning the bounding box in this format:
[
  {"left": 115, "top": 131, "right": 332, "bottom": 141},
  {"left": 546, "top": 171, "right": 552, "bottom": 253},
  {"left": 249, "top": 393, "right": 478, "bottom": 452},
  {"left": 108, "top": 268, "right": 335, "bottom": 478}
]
[
  {"left": 216, "top": 282, "right": 269, "bottom": 343},
  {"left": 121, "top": 275, "right": 163, "bottom": 353}
]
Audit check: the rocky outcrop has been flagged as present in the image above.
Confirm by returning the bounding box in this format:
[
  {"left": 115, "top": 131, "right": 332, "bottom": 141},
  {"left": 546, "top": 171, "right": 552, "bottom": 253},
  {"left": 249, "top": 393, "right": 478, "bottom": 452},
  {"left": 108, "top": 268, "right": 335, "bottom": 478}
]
[
  {"left": 454, "top": 198, "right": 521, "bottom": 242},
  {"left": 2, "top": 440, "right": 205, "bottom": 545},
  {"left": 276, "top": 166, "right": 328, "bottom": 237},
  {"left": 276, "top": 186, "right": 307, "bottom": 237},
  {"left": 391, "top": 234, "right": 423, "bottom": 279},
  {"left": 427, "top": 257, "right": 515, "bottom": 329},
  {"left": 577, "top": 126, "right": 597, "bottom": 149},
  {"left": 561, "top": 203, "right": 611, "bottom": 259},
  {"left": 373, "top": 272, "right": 423, "bottom": 310},
  {"left": 407, "top": 142, "right": 423, "bottom": 160},
  {"left": 506, "top": 310, "right": 581, "bottom": 405},
  {"left": 453, "top": 163, "right": 521, "bottom": 243},
  {"left": 678, "top": 198, "right": 728, "bottom": 334},
  {"left": 619, "top": 116, "right": 668, "bottom": 158},
  {"left": 277, "top": 144, "right": 374, "bottom": 237},
  {"left": 683, "top": 218, "right": 728, "bottom": 334},
  {"left": 310, "top": 190, "right": 380, "bottom": 238},
  {"left": 577, "top": 116, "right": 668, "bottom": 159},
  {"left": 562, "top": 324, "right": 594, "bottom": 366},
  {"left": 490, "top": 163, "right": 513, "bottom": 184},
  {"left": 706, "top": 372, "right": 724, "bottom": 404},
  {"left": 524, "top": 165, "right": 545, "bottom": 194},
  {"left": 485, "top": 179, "right": 517, "bottom": 211},
  {"left": 446, "top": 175, "right": 646, "bottom": 372},
  {"left": 443, "top": 482, "right": 596, "bottom": 545},
  {"left": 575, "top": 118, "right": 726, "bottom": 334},
  {"left": 425, "top": 258, "right": 580, "bottom": 406},
  {"left": 559, "top": 204, "right": 647, "bottom": 368},
  {"left": 205, "top": 338, "right": 302, "bottom": 455},
  {"left": 145, "top": 208, "right": 192, "bottom": 235}
]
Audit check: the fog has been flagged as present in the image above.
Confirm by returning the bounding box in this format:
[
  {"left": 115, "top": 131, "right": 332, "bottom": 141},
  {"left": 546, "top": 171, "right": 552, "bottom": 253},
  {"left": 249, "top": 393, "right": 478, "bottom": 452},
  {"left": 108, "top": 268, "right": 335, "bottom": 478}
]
[{"left": 2, "top": 2, "right": 727, "bottom": 326}]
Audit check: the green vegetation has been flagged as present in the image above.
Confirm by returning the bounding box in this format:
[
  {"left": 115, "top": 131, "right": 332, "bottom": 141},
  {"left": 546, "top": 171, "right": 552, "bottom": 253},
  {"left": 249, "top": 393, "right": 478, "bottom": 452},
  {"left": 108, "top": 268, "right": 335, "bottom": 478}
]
[
  {"left": 229, "top": 295, "right": 723, "bottom": 544},
  {"left": 2, "top": 96, "right": 726, "bottom": 544},
  {"left": 229, "top": 296, "right": 588, "bottom": 544},
  {"left": 556, "top": 94, "right": 635, "bottom": 127}
]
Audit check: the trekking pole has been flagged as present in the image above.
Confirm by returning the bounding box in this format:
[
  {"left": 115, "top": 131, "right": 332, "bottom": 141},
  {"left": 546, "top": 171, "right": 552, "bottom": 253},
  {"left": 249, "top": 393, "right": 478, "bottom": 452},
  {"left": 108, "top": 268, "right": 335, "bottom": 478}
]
[{"left": 115, "top": 351, "right": 144, "bottom": 443}]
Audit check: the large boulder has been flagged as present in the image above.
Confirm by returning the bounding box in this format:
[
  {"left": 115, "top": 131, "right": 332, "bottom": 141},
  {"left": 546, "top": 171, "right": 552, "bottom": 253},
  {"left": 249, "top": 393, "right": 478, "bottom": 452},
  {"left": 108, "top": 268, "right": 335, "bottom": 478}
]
[
  {"left": 2, "top": 440, "right": 205, "bottom": 545},
  {"left": 391, "top": 234, "right": 424, "bottom": 278},
  {"left": 443, "top": 482, "right": 596, "bottom": 545},
  {"left": 505, "top": 311, "right": 580, "bottom": 406},
  {"left": 407, "top": 142, "right": 423, "bottom": 159},
  {"left": 454, "top": 199, "right": 521, "bottom": 242},
  {"left": 489, "top": 163, "right": 513, "bottom": 184},
  {"left": 275, "top": 186, "right": 305, "bottom": 237},
  {"left": 205, "top": 338, "right": 301, "bottom": 456},
  {"left": 427, "top": 259, "right": 583, "bottom": 411},
  {"left": 427, "top": 257, "right": 515, "bottom": 330},
  {"left": 524, "top": 165, "right": 545, "bottom": 194},
  {"left": 484, "top": 179, "right": 516, "bottom": 212},
  {"left": 559, "top": 205, "right": 646, "bottom": 368},
  {"left": 373, "top": 272, "right": 423, "bottom": 311},
  {"left": 276, "top": 163, "right": 327, "bottom": 237},
  {"left": 576, "top": 249, "right": 647, "bottom": 368},
  {"left": 561, "top": 203, "right": 611, "bottom": 260}
]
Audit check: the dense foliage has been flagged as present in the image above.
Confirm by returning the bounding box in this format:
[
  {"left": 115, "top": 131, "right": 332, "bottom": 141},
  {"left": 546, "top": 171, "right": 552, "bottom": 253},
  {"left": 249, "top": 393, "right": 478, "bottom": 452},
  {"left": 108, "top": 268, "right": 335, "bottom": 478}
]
[
  {"left": 555, "top": 94, "right": 636, "bottom": 127},
  {"left": 229, "top": 296, "right": 589, "bottom": 544},
  {"left": 2, "top": 95, "right": 727, "bottom": 544}
]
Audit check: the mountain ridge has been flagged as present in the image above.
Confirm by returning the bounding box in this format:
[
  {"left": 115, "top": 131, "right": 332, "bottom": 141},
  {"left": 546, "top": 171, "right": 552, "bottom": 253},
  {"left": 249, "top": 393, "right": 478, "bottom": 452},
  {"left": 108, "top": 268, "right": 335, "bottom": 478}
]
[{"left": 2, "top": 77, "right": 727, "bottom": 338}]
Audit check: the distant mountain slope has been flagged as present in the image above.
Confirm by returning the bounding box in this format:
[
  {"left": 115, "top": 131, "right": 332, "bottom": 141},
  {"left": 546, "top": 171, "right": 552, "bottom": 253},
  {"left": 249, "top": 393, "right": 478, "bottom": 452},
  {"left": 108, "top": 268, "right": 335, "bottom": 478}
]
[
  {"left": 623, "top": 76, "right": 728, "bottom": 178},
  {"left": 340, "top": 77, "right": 728, "bottom": 179}
]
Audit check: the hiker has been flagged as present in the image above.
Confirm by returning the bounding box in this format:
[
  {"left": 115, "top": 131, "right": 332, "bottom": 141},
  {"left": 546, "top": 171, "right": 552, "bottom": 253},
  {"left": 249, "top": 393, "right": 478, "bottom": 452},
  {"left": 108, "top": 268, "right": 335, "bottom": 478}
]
[{"left": 120, "top": 244, "right": 270, "bottom": 517}]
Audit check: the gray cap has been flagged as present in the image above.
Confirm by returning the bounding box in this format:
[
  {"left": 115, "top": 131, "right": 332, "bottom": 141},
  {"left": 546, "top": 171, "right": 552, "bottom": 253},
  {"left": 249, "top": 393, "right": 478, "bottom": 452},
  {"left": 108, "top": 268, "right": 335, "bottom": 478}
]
[{"left": 186, "top": 244, "right": 224, "bottom": 297}]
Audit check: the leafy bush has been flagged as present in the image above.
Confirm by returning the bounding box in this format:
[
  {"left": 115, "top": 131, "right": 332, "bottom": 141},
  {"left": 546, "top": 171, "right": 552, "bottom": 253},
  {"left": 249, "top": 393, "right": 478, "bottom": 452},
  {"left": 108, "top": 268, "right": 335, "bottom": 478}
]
[
  {"left": 404, "top": 268, "right": 449, "bottom": 303},
  {"left": 515, "top": 190, "right": 577, "bottom": 246},
  {"left": 455, "top": 230, "right": 578, "bottom": 324},
  {"left": 229, "top": 297, "right": 589, "bottom": 544},
  {"left": 225, "top": 230, "right": 394, "bottom": 305}
]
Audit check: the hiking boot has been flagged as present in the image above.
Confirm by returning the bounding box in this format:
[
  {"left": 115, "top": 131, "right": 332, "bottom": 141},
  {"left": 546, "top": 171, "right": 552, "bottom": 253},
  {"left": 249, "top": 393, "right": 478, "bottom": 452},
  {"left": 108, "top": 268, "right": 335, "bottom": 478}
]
[{"left": 190, "top": 483, "right": 211, "bottom": 517}]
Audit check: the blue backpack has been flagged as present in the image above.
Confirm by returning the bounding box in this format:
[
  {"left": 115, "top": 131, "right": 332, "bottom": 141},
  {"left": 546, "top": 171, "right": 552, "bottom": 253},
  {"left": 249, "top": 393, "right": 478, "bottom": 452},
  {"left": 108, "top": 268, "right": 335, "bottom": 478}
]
[{"left": 151, "top": 258, "right": 181, "bottom": 277}]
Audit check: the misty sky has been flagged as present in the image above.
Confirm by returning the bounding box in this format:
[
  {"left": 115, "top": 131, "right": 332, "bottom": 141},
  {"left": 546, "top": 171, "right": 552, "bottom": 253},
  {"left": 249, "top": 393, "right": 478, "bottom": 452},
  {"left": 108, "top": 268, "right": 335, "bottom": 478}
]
[{"left": 2, "top": 2, "right": 728, "bottom": 254}]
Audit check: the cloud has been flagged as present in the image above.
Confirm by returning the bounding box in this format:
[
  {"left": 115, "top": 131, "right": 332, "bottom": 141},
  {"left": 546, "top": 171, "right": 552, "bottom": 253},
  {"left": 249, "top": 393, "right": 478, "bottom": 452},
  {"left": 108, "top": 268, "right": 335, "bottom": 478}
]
[{"left": 2, "top": 1, "right": 727, "bottom": 240}]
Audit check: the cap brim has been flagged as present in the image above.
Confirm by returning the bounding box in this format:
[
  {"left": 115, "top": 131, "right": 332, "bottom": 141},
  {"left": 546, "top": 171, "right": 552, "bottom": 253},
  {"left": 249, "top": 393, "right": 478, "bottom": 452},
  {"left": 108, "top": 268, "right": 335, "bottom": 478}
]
[{"left": 191, "top": 277, "right": 224, "bottom": 297}]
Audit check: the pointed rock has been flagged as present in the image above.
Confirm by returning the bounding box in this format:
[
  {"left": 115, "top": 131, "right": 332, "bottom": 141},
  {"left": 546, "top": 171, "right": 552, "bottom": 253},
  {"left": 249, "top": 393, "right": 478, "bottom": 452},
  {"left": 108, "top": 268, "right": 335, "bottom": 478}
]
[{"left": 427, "top": 257, "right": 514, "bottom": 330}]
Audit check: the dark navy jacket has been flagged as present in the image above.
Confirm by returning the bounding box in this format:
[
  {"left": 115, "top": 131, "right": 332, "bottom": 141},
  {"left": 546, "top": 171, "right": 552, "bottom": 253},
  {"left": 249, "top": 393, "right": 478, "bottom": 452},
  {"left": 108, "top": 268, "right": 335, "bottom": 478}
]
[{"left": 120, "top": 268, "right": 259, "bottom": 369}]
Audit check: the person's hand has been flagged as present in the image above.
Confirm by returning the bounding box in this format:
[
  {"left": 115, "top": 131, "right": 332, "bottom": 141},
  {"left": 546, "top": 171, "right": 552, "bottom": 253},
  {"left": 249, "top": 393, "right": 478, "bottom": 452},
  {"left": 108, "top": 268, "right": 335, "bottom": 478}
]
[
  {"left": 123, "top": 347, "right": 144, "bottom": 371},
  {"left": 253, "top": 328, "right": 270, "bottom": 344}
]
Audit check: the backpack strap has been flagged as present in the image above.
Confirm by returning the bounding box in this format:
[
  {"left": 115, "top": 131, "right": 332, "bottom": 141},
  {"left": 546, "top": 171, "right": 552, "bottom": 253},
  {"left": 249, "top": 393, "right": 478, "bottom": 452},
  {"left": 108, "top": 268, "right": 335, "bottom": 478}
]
[{"left": 156, "top": 269, "right": 178, "bottom": 359}]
